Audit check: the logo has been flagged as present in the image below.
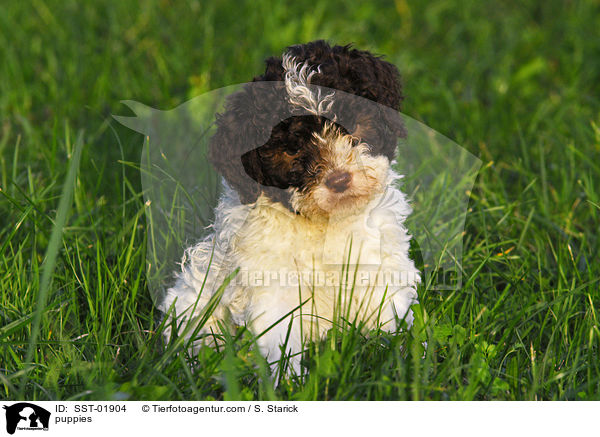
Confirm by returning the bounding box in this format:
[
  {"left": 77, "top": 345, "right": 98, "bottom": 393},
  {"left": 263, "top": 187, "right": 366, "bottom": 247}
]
[{"left": 2, "top": 403, "right": 50, "bottom": 435}]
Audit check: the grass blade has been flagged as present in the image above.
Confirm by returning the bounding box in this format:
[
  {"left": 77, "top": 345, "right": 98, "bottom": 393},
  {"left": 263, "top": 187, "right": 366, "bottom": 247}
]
[{"left": 19, "top": 130, "right": 84, "bottom": 397}]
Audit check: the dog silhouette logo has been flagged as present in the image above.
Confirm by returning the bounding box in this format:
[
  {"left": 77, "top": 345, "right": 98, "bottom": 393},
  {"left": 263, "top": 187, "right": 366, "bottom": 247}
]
[
  {"left": 2, "top": 403, "right": 50, "bottom": 434},
  {"left": 115, "top": 87, "right": 481, "bottom": 312}
]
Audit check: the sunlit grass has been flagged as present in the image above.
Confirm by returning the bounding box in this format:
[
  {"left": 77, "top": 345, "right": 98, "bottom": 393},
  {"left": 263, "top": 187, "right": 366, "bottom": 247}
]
[{"left": 0, "top": 0, "right": 599, "bottom": 400}]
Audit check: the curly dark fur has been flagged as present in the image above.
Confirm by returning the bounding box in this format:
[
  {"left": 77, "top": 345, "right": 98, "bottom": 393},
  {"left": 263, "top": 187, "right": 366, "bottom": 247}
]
[{"left": 208, "top": 40, "right": 405, "bottom": 207}]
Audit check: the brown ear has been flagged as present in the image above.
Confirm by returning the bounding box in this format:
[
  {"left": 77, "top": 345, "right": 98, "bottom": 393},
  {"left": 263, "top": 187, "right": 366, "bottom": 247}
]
[
  {"left": 345, "top": 49, "right": 405, "bottom": 160},
  {"left": 208, "top": 89, "right": 259, "bottom": 204},
  {"left": 369, "top": 54, "right": 404, "bottom": 110},
  {"left": 343, "top": 45, "right": 404, "bottom": 111},
  {"left": 208, "top": 82, "right": 288, "bottom": 204}
]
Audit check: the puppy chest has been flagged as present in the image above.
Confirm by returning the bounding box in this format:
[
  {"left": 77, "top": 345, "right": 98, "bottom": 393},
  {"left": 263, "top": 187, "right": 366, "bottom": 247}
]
[{"left": 232, "top": 207, "right": 385, "bottom": 279}]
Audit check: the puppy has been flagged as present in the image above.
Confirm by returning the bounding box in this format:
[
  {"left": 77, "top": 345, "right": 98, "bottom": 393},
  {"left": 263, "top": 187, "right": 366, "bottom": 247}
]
[{"left": 160, "top": 40, "right": 420, "bottom": 376}]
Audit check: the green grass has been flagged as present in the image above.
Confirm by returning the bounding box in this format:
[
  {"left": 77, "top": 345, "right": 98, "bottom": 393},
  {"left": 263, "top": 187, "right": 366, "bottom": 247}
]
[{"left": 1, "top": 0, "right": 599, "bottom": 400}]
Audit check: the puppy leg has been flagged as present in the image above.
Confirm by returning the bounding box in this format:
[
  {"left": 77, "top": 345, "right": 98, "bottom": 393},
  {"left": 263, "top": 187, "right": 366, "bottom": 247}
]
[
  {"left": 160, "top": 275, "right": 230, "bottom": 351},
  {"left": 375, "top": 286, "right": 418, "bottom": 332},
  {"left": 248, "top": 298, "right": 305, "bottom": 380},
  {"left": 159, "top": 236, "right": 235, "bottom": 351}
]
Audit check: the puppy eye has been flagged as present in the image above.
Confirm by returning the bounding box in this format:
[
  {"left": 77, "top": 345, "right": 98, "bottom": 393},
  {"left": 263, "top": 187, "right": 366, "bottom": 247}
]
[{"left": 285, "top": 149, "right": 300, "bottom": 157}]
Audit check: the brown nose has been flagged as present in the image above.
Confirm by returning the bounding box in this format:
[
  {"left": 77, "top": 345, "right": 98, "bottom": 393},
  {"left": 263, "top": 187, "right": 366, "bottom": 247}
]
[{"left": 325, "top": 171, "right": 352, "bottom": 193}]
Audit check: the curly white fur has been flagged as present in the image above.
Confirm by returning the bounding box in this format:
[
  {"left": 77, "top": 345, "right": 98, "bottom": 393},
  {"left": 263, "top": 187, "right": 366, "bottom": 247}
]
[{"left": 160, "top": 169, "right": 420, "bottom": 377}]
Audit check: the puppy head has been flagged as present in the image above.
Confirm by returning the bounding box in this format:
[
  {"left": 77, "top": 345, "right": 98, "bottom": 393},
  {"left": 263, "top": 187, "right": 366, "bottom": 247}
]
[
  {"left": 288, "top": 122, "right": 390, "bottom": 218},
  {"left": 208, "top": 40, "right": 405, "bottom": 219}
]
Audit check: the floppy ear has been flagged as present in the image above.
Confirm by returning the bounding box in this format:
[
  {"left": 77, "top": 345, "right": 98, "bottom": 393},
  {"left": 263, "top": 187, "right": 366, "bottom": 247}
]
[
  {"left": 366, "top": 53, "right": 404, "bottom": 110},
  {"left": 208, "top": 76, "right": 288, "bottom": 204},
  {"left": 208, "top": 90, "right": 260, "bottom": 204},
  {"left": 378, "top": 103, "right": 406, "bottom": 161},
  {"left": 340, "top": 44, "right": 404, "bottom": 111},
  {"left": 340, "top": 47, "right": 406, "bottom": 160}
]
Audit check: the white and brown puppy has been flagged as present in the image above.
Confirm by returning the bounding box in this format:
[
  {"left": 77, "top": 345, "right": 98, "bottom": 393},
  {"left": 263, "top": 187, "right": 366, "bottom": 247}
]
[{"left": 160, "top": 40, "right": 420, "bottom": 375}]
